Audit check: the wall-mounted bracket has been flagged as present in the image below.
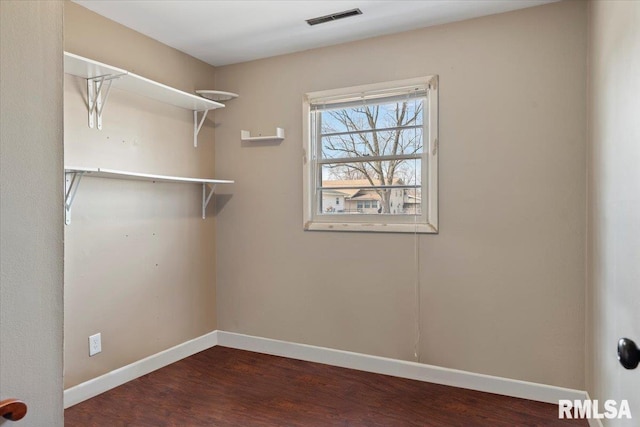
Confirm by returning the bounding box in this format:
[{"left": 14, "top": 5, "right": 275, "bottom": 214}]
[
  {"left": 65, "top": 171, "right": 85, "bottom": 225},
  {"left": 240, "top": 127, "right": 285, "bottom": 142},
  {"left": 87, "top": 75, "right": 121, "bottom": 130},
  {"left": 193, "top": 110, "right": 211, "bottom": 147},
  {"left": 63, "top": 167, "right": 233, "bottom": 224},
  {"left": 65, "top": 53, "right": 224, "bottom": 137},
  {"left": 202, "top": 183, "right": 217, "bottom": 219}
]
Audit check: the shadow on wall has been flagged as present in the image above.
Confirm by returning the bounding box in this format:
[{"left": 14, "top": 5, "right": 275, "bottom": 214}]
[{"left": 215, "top": 194, "right": 233, "bottom": 215}]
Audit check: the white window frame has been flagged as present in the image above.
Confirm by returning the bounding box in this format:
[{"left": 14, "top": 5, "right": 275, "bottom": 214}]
[{"left": 303, "top": 76, "right": 438, "bottom": 234}]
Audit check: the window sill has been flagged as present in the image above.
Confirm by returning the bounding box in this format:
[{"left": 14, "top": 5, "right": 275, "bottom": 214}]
[{"left": 304, "top": 221, "right": 437, "bottom": 234}]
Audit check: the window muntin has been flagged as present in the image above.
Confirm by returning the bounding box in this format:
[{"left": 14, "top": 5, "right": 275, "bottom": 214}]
[{"left": 303, "top": 77, "right": 438, "bottom": 233}]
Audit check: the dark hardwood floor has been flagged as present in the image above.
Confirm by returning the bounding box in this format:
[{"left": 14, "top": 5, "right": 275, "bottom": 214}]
[{"left": 65, "top": 346, "right": 587, "bottom": 426}]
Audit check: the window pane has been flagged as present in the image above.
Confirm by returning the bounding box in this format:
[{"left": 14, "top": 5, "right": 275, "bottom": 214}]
[
  {"left": 321, "top": 159, "right": 421, "bottom": 186},
  {"left": 318, "top": 187, "right": 422, "bottom": 215},
  {"left": 319, "top": 99, "right": 424, "bottom": 160},
  {"left": 305, "top": 77, "right": 437, "bottom": 232},
  {"left": 322, "top": 128, "right": 423, "bottom": 160},
  {"left": 320, "top": 158, "right": 422, "bottom": 216}
]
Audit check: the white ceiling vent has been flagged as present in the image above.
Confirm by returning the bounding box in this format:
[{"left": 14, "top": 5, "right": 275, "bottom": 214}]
[{"left": 306, "top": 8, "right": 363, "bottom": 26}]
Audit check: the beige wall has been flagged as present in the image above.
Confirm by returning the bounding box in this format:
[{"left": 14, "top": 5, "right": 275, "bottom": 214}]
[
  {"left": 0, "top": 1, "right": 64, "bottom": 425},
  {"left": 64, "top": 2, "right": 219, "bottom": 388},
  {"left": 215, "top": 0, "right": 587, "bottom": 389},
  {"left": 64, "top": 1, "right": 215, "bottom": 94},
  {"left": 587, "top": 1, "right": 640, "bottom": 424}
]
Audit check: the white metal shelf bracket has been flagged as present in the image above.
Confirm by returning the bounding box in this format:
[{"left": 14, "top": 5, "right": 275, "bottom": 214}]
[
  {"left": 63, "top": 167, "right": 232, "bottom": 223},
  {"left": 193, "top": 110, "right": 211, "bottom": 147},
  {"left": 65, "top": 171, "right": 84, "bottom": 225},
  {"left": 202, "top": 183, "right": 217, "bottom": 219},
  {"left": 87, "top": 75, "right": 120, "bottom": 130}
]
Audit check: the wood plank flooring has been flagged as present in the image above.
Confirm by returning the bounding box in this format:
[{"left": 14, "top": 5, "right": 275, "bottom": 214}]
[{"left": 65, "top": 346, "right": 588, "bottom": 426}]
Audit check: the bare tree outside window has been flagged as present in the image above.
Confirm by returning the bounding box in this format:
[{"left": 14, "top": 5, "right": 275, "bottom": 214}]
[
  {"left": 317, "top": 97, "right": 424, "bottom": 215},
  {"left": 304, "top": 76, "right": 438, "bottom": 234}
]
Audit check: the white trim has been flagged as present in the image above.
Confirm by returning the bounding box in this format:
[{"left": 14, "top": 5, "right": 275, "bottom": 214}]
[
  {"left": 585, "top": 393, "right": 605, "bottom": 427},
  {"left": 302, "top": 76, "right": 438, "bottom": 235},
  {"left": 426, "top": 75, "right": 438, "bottom": 231},
  {"left": 305, "top": 76, "right": 433, "bottom": 103},
  {"left": 305, "top": 221, "right": 436, "bottom": 234},
  {"left": 63, "top": 331, "right": 218, "bottom": 408},
  {"left": 65, "top": 329, "right": 590, "bottom": 417},
  {"left": 588, "top": 417, "right": 605, "bottom": 427},
  {"left": 217, "top": 331, "right": 586, "bottom": 405}
]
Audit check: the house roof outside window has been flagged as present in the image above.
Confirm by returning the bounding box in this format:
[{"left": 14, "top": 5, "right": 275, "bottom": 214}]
[{"left": 322, "top": 179, "right": 404, "bottom": 201}]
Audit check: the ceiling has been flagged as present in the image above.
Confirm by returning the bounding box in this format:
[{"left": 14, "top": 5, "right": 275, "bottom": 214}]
[{"left": 73, "top": 0, "right": 558, "bottom": 67}]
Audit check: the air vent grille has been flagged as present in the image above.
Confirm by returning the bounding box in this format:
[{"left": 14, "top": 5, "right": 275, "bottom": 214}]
[{"left": 306, "top": 8, "right": 362, "bottom": 26}]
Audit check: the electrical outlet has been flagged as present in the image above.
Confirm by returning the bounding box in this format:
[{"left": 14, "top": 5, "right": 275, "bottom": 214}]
[{"left": 89, "top": 333, "right": 102, "bottom": 356}]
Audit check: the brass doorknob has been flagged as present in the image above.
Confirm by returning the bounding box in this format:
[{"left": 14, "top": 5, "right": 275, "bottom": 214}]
[{"left": 0, "top": 399, "right": 27, "bottom": 421}]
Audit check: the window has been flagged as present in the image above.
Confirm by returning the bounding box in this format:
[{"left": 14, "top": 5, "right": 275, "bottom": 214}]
[
  {"left": 336, "top": 197, "right": 339, "bottom": 205},
  {"left": 303, "top": 76, "right": 438, "bottom": 233}
]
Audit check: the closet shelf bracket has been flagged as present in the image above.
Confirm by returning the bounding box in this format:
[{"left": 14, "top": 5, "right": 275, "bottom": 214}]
[
  {"left": 202, "top": 183, "right": 216, "bottom": 219},
  {"left": 65, "top": 170, "right": 85, "bottom": 225},
  {"left": 63, "top": 167, "right": 233, "bottom": 225},
  {"left": 194, "top": 109, "right": 212, "bottom": 147},
  {"left": 87, "top": 74, "right": 123, "bottom": 130}
]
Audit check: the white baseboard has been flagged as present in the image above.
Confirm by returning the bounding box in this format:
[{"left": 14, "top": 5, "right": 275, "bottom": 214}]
[
  {"left": 217, "top": 331, "right": 588, "bottom": 405},
  {"left": 63, "top": 331, "right": 218, "bottom": 408},
  {"left": 588, "top": 418, "right": 605, "bottom": 427},
  {"left": 65, "top": 329, "right": 589, "bottom": 416},
  {"left": 585, "top": 393, "right": 605, "bottom": 427}
]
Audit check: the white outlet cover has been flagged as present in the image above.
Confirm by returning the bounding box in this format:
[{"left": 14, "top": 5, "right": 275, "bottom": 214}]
[{"left": 89, "top": 333, "right": 102, "bottom": 356}]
